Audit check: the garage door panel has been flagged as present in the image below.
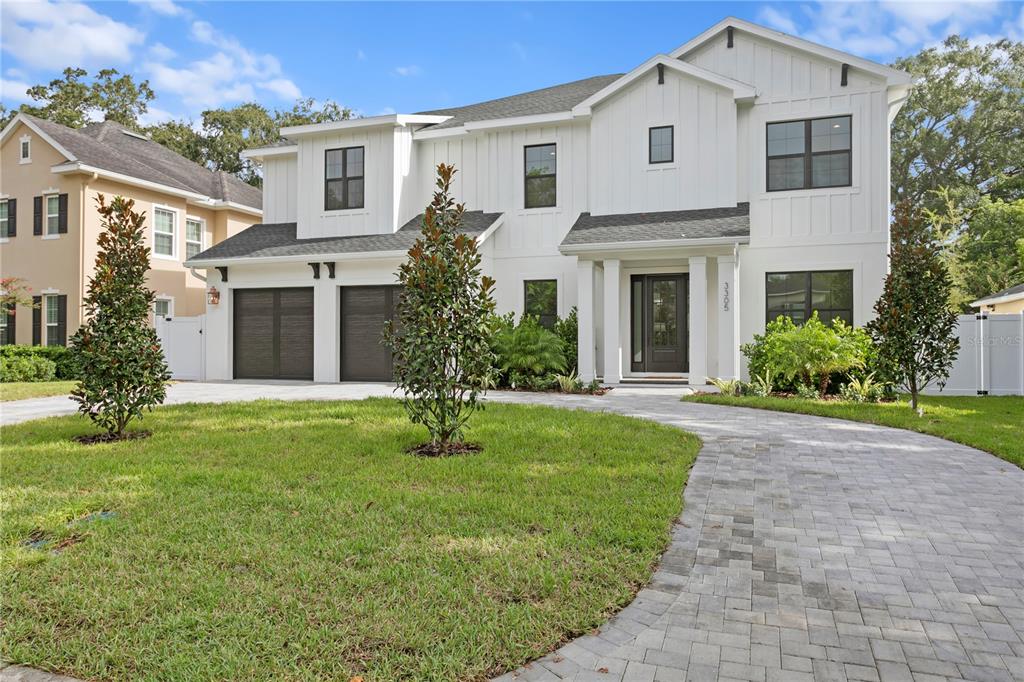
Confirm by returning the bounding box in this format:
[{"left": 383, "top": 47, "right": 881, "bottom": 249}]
[
  {"left": 341, "top": 286, "right": 397, "bottom": 381},
  {"left": 233, "top": 287, "right": 313, "bottom": 380},
  {"left": 277, "top": 289, "right": 315, "bottom": 379}
]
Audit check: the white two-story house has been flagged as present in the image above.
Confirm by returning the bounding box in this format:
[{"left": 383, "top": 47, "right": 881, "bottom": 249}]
[{"left": 186, "top": 17, "right": 911, "bottom": 384}]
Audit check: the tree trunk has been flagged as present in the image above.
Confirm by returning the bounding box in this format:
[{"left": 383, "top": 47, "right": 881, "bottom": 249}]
[{"left": 818, "top": 374, "right": 830, "bottom": 398}]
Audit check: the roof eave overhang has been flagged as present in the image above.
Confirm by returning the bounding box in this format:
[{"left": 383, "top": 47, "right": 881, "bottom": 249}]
[
  {"left": 187, "top": 198, "right": 263, "bottom": 217},
  {"left": 240, "top": 145, "right": 299, "bottom": 161},
  {"left": 280, "top": 114, "right": 452, "bottom": 139},
  {"left": 971, "top": 292, "right": 1024, "bottom": 308},
  {"left": 559, "top": 235, "right": 750, "bottom": 255},
  {"left": 1, "top": 114, "right": 78, "bottom": 162}
]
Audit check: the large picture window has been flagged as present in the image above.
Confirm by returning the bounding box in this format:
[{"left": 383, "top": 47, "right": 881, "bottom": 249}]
[
  {"left": 524, "top": 279, "right": 558, "bottom": 329},
  {"left": 524, "top": 143, "right": 556, "bottom": 209},
  {"left": 766, "top": 270, "right": 853, "bottom": 326},
  {"left": 767, "top": 115, "right": 851, "bottom": 191},
  {"left": 325, "top": 146, "right": 364, "bottom": 210}
]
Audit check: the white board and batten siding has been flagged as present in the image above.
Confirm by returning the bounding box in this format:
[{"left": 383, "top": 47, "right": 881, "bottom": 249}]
[{"left": 261, "top": 155, "right": 298, "bottom": 224}]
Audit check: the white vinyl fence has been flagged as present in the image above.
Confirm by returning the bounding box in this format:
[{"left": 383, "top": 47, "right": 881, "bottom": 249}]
[
  {"left": 924, "top": 313, "right": 1024, "bottom": 396},
  {"left": 155, "top": 315, "right": 205, "bottom": 381}
]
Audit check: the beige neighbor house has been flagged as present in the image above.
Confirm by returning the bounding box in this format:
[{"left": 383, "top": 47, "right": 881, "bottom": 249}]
[
  {"left": 971, "top": 283, "right": 1024, "bottom": 314},
  {"left": 0, "top": 113, "right": 261, "bottom": 346}
]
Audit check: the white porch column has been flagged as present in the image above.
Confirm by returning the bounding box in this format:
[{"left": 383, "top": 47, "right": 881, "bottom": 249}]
[
  {"left": 576, "top": 260, "right": 596, "bottom": 382},
  {"left": 602, "top": 259, "right": 622, "bottom": 384},
  {"left": 716, "top": 253, "right": 740, "bottom": 380},
  {"left": 688, "top": 256, "right": 708, "bottom": 384},
  {"left": 312, "top": 276, "right": 338, "bottom": 382}
]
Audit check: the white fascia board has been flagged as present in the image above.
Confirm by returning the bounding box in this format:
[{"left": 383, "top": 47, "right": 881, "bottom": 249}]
[
  {"left": 559, "top": 235, "right": 749, "bottom": 255},
  {"left": 670, "top": 17, "right": 912, "bottom": 86},
  {"left": 465, "top": 111, "right": 574, "bottom": 132},
  {"left": 473, "top": 214, "right": 504, "bottom": 245},
  {"left": 187, "top": 250, "right": 409, "bottom": 267},
  {"left": 413, "top": 126, "right": 469, "bottom": 141},
  {"left": 52, "top": 162, "right": 209, "bottom": 201},
  {"left": 280, "top": 114, "right": 451, "bottom": 138},
  {"left": 240, "top": 144, "right": 298, "bottom": 161},
  {"left": 971, "top": 291, "right": 1024, "bottom": 308},
  {"left": 572, "top": 55, "right": 757, "bottom": 116},
  {"left": 186, "top": 198, "right": 263, "bottom": 217},
  {"left": 1, "top": 114, "right": 78, "bottom": 163}
]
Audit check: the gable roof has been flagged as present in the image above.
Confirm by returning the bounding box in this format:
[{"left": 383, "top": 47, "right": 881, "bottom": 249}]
[
  {"left": 971, "top": 283, "right": 1024, "bottom": 308},
  {"left": 2, "top": 113, "right": 262, "bottom": 212},
  {"left": 560, "top": 204, "right": 750, "bottom": 253},
  {"left": 186, "top": 210, "right": 503, "bottom": 265}
]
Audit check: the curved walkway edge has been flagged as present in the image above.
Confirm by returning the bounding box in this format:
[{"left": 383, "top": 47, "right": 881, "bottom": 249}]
[{"left": 2, "top": 383, "right": 1023, "bottom": 682}]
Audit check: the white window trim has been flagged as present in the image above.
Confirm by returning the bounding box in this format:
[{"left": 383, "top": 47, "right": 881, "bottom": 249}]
[
  {"left": 152, "top": 204, "right": 178, "bottom": 260},
  {"left": 19, "top": 134, "right": 31, "bottom": 164},
  {"left": 43, "top": 293, "right": 59, "bottom": 346},
  {"left": 185, "top": 215, "right": 205, "bottom": 260},
  {"left": 43, "top": 193, "right": 60, "bottom": 237},
  {"left": 154, "top": 296, "right": 174, "bottom": 320}
]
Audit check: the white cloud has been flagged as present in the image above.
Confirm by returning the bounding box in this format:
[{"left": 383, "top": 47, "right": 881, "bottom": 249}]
[
  {"left": 0, "top": 77, "right": 33, "bottom": 103},
  {"left": 128, "top": 0, "right": 184, "bottom": 16},
  {"left": 758, "top": 6, "right": 799, "bottom": 35},
  {"left": 137, "top": 105, "right": 178, "bottom": 126},
  {"left": 0, "top": 0, "right": 144, "bottom": 70},
  {"left": 258, "top": 78, "right": 302, "bottom": 100},
  {"left": 149, "top": 42, "right": 177, "bottom": 62},
  {"left": 393, "top": 65, "right": 422, "bottom": 77}
]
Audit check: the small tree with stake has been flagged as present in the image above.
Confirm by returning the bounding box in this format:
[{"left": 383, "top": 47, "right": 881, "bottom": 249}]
[
  {"left": 71, "top": 195, "right": 169, "bottom": 441},
  {"left": 384, "top": 164, "right": 496, "bottom": 455},
  {"left": 867, "top": 202, "right": 959, "bottom": 413}
]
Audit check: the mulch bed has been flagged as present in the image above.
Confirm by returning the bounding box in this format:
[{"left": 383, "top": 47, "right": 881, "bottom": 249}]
[
  {"left": 73, "top": 430, "right": 152, "bottom": 445},
  {"left": 407, "top": 441, "right": 483, "bottom": 457}
]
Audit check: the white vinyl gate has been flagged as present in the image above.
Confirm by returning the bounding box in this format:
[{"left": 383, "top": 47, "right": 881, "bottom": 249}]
[
  {"left": 924, "top": 313, "right": 1024, "bottom": 396},
  {"left": 155, "top": 315, "right": 205, "bottom": 381}
]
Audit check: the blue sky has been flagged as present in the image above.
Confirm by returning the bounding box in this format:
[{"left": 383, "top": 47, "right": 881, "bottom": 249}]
[{"left": 2, "top": 1, "right": 1022, "bottom": 125}]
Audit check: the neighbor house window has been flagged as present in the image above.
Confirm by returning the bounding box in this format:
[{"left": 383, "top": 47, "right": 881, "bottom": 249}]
[
  {"left": 524, "top": 143, "right": 556, "bottom": 208},
  {"left": 45, "top": 295, "right": 60, "bottom": 346},
  {"left": 649, "top": 126, "right": 673, "bottom": 164},
  {"left": 19, "top": 136, "right": 30, "bottom": 163},
  {"left": 154, "top": 207, "right": 175, "bottom": 257},
  {"left": 0, "top": 200, "right": 8, "bottom": 237},
  {"left": 766, "top": 115, "right": 851, "bottom": 191},
  {"left": 154, "top": 298, "right": 172, "bottom": 319},
  {"left": 45, "top": 195, "right": 60, "bottom": 235},
  {"left": 185, "top": 218, "right": 203, "bottom": 260},
  {"left": 325, "top": 146, "right": 364, "bottom": 210},
  {"left": 766, "top": 270, "right": 853, "bottom": 326},
  {"left": 524, "top": 279, "right": 558, "bottom": 329},
  {"left": 0, "top": 306, "right": 10, "bottom": 345}
]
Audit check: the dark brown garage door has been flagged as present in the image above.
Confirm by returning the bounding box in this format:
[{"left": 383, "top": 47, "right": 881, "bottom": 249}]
[
  {"left": 340, "top": 286, "right": 399, "bottom": 381},
  {"left": 233, "top": 288, "right": 314, "bottom": 380}
]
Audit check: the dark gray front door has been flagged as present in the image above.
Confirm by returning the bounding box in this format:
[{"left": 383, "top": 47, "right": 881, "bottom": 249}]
[
  {"left": 340, "top": 286, "right": 399, "bottom": 381},
  {"left": 233, "top": 287, "right": 314, "bottom": 380},
  {"left": 630, "top": 274, "right": 688, "bottom": 374}
]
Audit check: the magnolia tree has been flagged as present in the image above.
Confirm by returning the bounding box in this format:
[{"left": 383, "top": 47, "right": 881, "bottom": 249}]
[
  {"left": 867, "top": 202, "right": 959, "bottom": 412},
  {"left": 384, "top": 164, "right": 496, "bottom": 454},
  {"left": 71, "top": 195, "right": 169, "bottom": 439}
]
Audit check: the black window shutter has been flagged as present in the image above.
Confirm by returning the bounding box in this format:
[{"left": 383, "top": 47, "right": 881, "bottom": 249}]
[
  {"left": 58, "top": 194, "right": 68, "bottom": 234},
  {"left": 7, "top": 198, "right": 15, "bottom": 237},
  {"left": 33, "top": 196, "right": 42, "bottom": 235},
  {"left": 3, "top": 304, "right": 14, "bottom": 345},
  {"left": 32, "top": 296, "right": 42, "bottom": 345},
  {"left": 56, "top": 295, "right": 68, "bottom": 346}
]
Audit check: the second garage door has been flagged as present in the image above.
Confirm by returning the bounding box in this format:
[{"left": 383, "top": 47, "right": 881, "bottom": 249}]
[
  {"left": 340, "top": 286, "right": 399, "bottom": 381},
  {"left": 233, "top": 288, "right": 314, "bottom": 380}
]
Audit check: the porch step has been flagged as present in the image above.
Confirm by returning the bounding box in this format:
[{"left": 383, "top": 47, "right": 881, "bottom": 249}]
[{"left": 617, "top": 377, "right": 690, "bottom": 386}]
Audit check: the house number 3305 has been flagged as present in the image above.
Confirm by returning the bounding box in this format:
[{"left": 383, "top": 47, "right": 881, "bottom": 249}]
[{"left": 722, "top": 282, "right": 730, "bottom": 312}]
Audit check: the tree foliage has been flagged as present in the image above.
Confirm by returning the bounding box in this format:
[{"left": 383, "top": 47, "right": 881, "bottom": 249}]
[
  {"left": 867, "top": 203, "right": 959, "bottom": 411},
  {"left": 71, "top": 196, "right": 170, "bottom": 438},
  {"left": 384, "top": 164, "right": 496, "bottom": 453},
  {"left": 2, "top": 67, "right": 155, "bottom": 130},
  {"left": 0, "top": 277, "right": 36, "bottom": 314},
  {"left": 891, "top": 36, "right": 1024, "bottom": 211}
]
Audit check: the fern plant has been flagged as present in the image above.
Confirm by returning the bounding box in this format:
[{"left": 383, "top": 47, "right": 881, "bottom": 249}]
[{"left": 493, "top": 315, "right": 566, "bottom": 387}]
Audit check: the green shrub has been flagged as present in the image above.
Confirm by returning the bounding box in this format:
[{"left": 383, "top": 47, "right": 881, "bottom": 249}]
[
  {"left": 741, "top": 316, "right": 799, "bottom": 391},
  {"left": 0, "top": 345, "right": 79, "bottom": 379},
  {"left": 839, "top": 372, "right": 887, "bottom": 403},
  {"left": 747, "top": 368, "right": 776, "bottom": 397},
  {"left": 709, "top": 377, "right": 744, "bottom": 396},
  {"left": 795, "top": 383, "right": 820, "bottom": 400},
  {"left": 552, "top": 307, "right": 578, "bottom": 374},
  {"left": 0, "top": 354, "right": 57, "bottom": 382},
  {"left": 493, "top": 314, "right": 566, "bottom": 388}
]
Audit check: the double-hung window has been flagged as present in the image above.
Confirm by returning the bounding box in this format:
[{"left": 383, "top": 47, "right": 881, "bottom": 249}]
[
  {"left": 45, "top": 195, "right": 60, "bottom": 235},
  {"left": 524, "top": 144, "right": 556, "bottom": 209},
  {"left": 45, "top": 295, "right": 60, "bottom": 346},
  {"left": 0, "top": 200, "right": 8, "bottom": 238},
  {"left": 185, "top": 218, "right": 203, "bottom": 260},
  {"left": 766, "top": 115, "right": 851, "bottom": 191},
  {"left": 766, "top": 270, "right": 853, "bottom": 326},
  {"left": 0, "top": 306, "right": 10, "bottom": 345},
  {"left": 649, "top": 126, "right": 673, "bottom": 164},
  {"left": 325, "top": 146, "right": 364, "bottom": 210},
  {"left": 524, "top": 279, "right": 558, "bottom": 329},
  {"left": 153, "top": 207, "right": 175, "bottom": 257}
]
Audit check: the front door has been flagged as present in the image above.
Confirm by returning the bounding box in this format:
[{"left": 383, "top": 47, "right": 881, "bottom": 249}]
[{"left": 630, "top": 274, "right": 688, "bottom": 374}]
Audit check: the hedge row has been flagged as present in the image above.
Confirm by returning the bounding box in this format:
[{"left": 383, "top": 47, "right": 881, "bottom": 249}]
[{"left": 0, "top": 345, "right": 80, "bottom": 380}]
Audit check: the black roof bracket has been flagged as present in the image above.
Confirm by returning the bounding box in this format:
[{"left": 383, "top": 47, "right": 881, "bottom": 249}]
[
  {"left": 727, "top": 26, "right": 734, "bottom": 48},
  {"left": 215, "top": 266, "right": 228, "bottom": 283},
  {"left": 657, "top": 63, "right": 665, "bottom": 85},
  {"left": 324, "top": 262, "right": 336, "bottom": 279},
  {"left": 841, "top": 63, "right": 849, "bottom": 87},
  {"left": 309, "top": 262, "right": 321, "bottom": 279}
]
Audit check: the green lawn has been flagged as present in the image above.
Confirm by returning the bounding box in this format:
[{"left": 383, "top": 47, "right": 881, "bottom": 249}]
[
  {"left": 684, "top": 393, "right": 1022, "bottom": 468},
  {"left": 1, "top": 399, "right": 699, "bottom": 681},
  {"left": 0, "top": 381, "right": 77, "bottom": 402}
]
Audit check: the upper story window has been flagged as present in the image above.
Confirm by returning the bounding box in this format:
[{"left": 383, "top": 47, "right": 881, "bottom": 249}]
[
  {"left": 766, "top": 115, "right": 851, "bottom": 192},
  {"left": 524, "top": 143, "right": 556, "bottom": 209},
  {"left": 185, "top": 218, "right": 204, "bottom": 260},
  {"left": 766, "top": 270, "right": 853, "bottom": 326},
  {"left": 44, "top": 195, "right": 60, "bottom": 235},
  {"left": 649, "top": 126, "right": 674, "bottom": 164},
  {"left": 325, "top": 146, "right": 364, "bottom": 211},
  {"left": 153, "top": 207, "right": 176, "bottom": 257},
  {"left": 19, "top": 135, "right": 31, "bottom": 164},
  {"left": 524, "top": 279, "right": 558, "bottom": 330}
]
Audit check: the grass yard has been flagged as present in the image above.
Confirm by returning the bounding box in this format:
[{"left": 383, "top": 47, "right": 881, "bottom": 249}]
[
  {"left": 1, "top": 399, "right": 699, "bottom": 681},
  {"left": 684, "top": 393, "right": 1022, "bottom": 469},
  {"left": 0, "top": 381, "right": 77, "bottom": 402}
]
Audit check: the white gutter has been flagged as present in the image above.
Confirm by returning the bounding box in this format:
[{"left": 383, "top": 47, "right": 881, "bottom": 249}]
[
  {"left": 280, "top": 114, "right": 451, "bottom": 138},
  {"left": 559, "top": 235, "right": 749, "bottom": 255},
  {"left": 240, "top": 145, "right": 298, "bottom": 161}
]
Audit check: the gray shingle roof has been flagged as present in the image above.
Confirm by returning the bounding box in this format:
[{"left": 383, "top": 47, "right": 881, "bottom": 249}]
[
  {"left": 417, "top": 74, "right": 622, "bottom": 130},
  {"left": 187, "top": 210, "right": 502, "bottom": 263},
  {"left": 973, "top": 282, "right": 1024, "bottom": 304},
  {"left": 22, "top": 114, "right": 262, "bottom": 210},
  {"left": 561, "top": 204, "right": 750, "bottom": 247}
]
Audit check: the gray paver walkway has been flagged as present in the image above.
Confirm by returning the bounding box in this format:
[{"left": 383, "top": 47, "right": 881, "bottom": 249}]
[{"left": 2, "top": 383, "right": 1022, "bottom": 682}]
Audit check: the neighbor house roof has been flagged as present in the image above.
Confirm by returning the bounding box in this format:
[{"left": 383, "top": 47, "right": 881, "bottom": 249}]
[
  {"left": 1, "top": 113, "right": 262, "bottom": 212},
  {"left": 971, "top": 283, "right": 1024, "bottom": 308},
  {"left": 560, "top": 204, "right": 750, "bottom": 253},
  {"left": 186, "top": 210, "right": 503, "bottom": 265}
]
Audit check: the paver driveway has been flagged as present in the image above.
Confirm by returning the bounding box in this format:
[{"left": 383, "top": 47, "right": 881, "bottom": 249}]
[{"left": 2, "top": 383, "right": 1022, "bottom": 682}]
